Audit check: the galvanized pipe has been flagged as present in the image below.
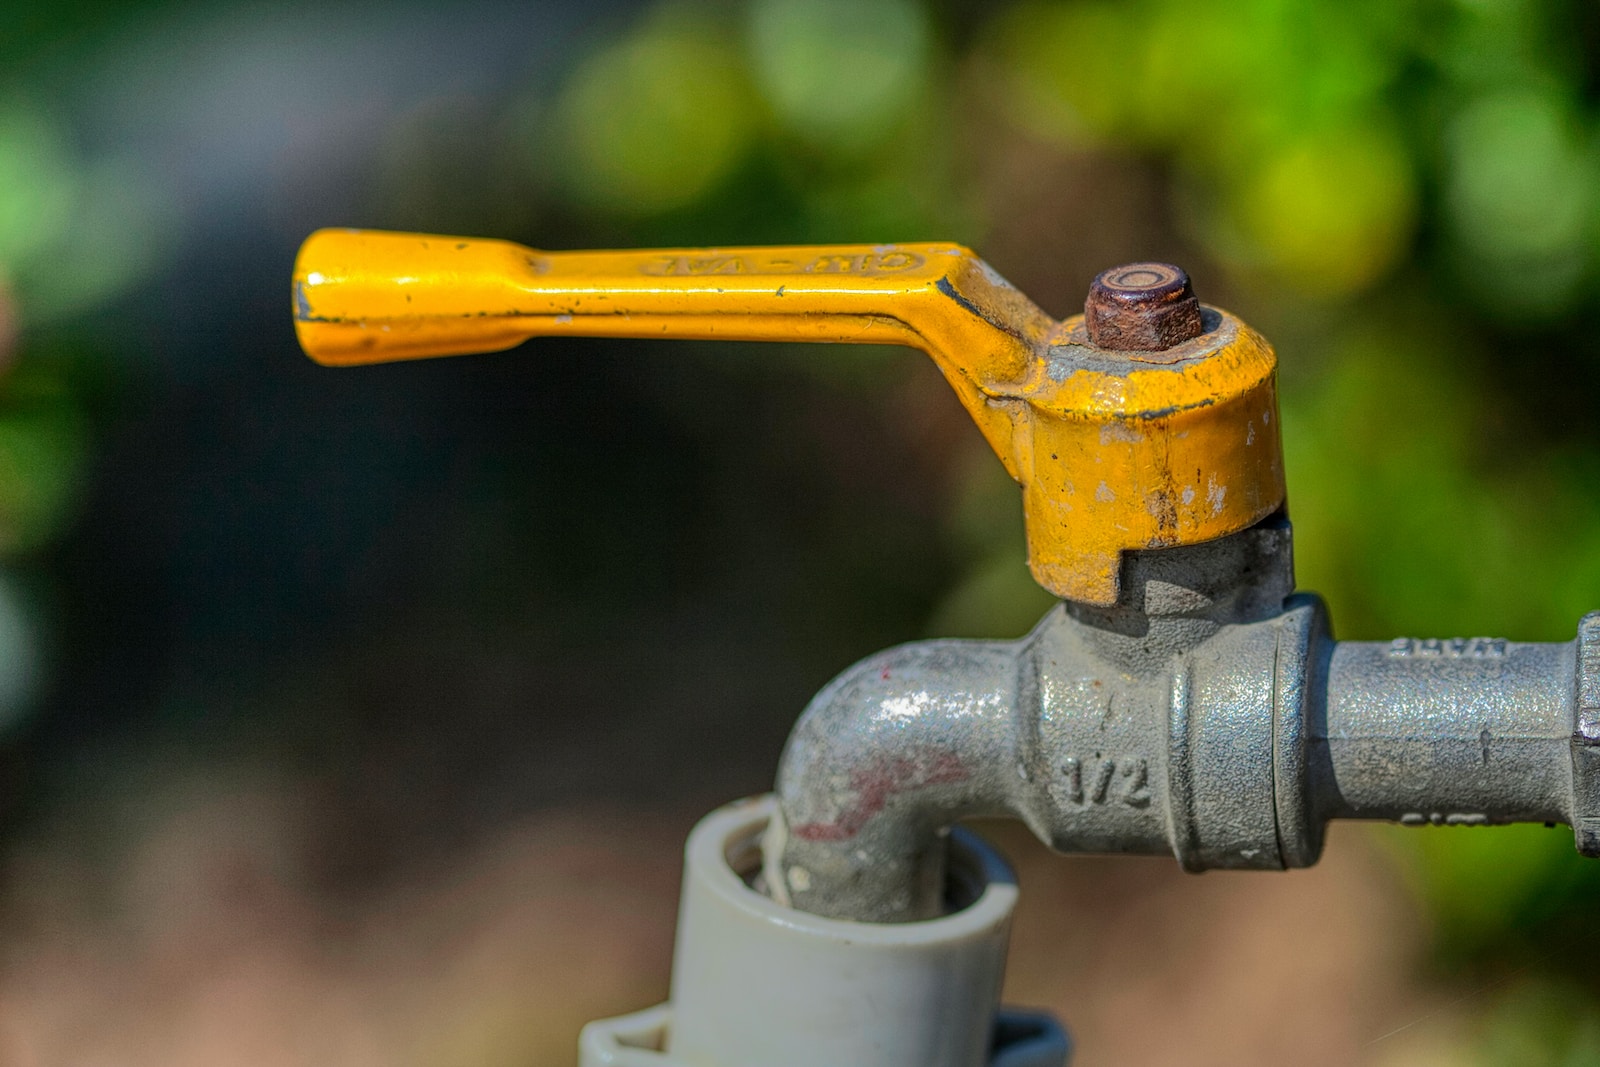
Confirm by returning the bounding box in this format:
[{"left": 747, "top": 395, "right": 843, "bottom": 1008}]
[
  {"left": 764, "top": 640, "right": 1022, "bottom": 923},
  {"left": 1316, "top": 639, "right": 1575, "bottom": 826},
  {"left": 766, "top": 521, "right": 1598, "bottom": 924}
]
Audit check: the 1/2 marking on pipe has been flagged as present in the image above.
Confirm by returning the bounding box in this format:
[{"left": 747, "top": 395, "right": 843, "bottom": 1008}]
[{"left": 1061, "top": 755, "right": 1151, "bottom": 808}]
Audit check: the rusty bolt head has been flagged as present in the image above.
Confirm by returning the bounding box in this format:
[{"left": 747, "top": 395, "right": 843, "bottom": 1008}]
[{"left": 1084, "top": 262, "right": 1205, "bottom": 351}]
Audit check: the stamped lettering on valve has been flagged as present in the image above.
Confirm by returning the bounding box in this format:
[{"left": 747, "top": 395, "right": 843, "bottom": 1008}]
[
  {"left": 1061, "top": 755, "right": 1151, "bottom": 808},
  {"left": 638, "top": 255, "right": 748, "bottom": 276},
  {"left": 1387, "top": 637, "right": 1508, "bottom": 659}
]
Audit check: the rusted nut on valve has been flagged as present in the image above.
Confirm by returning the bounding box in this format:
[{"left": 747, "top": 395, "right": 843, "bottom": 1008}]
[{"left": 1085, "top": 262, "right": 1205, "bottom": 351}]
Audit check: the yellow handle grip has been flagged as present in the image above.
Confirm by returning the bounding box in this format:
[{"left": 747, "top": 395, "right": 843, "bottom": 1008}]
[
  {"left": 292, "top": 228, "right": 1285, "bottom": 606},
  {"left": 293, "top": 229, "right": 1040, "bottom": 368}
]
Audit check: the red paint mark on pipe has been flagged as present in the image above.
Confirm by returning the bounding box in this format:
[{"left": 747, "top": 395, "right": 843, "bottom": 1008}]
[{"left": 790, "top": 751, "right": 969, "bottom": 842}]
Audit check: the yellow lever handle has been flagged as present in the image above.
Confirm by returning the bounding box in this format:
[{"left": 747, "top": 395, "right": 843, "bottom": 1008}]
[
  {"left": 293, "top": 229, "right": 1285, "bottom": 606},
  {"left": 293, "top": 230, "right": 1046, "bottom": 458}
]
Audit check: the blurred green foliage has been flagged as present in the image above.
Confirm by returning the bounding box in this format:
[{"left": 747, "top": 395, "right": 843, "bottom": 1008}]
[
  {"left": 1374, "top": 976, "right": 1600, "bottom": 1065},
  {"left": 1468, "top": 982, "right": 1600, "bottom": 1067},
  {"left": 988, "top": 0, "right": 1420, "bottom": 296},
  {"left": 1381, "top": 822, "right": 1600, "bottom": 964},
  {"left": 2, "top": 0, "right": 1600, "bottom": 1054},
  {"left": 557, "top": 10, "right": 762, "bottom": 215},
  {"left": 747, "top": 0, "right": 931, "bottom": 150}
]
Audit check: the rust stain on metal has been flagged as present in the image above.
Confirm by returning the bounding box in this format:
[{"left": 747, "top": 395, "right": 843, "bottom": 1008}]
[
  {"left": 1084, "top": 263, "right": 1205, "bottom": 352},
  {"left": 789, "top": 751, "right": 969, "bottom": 842}
]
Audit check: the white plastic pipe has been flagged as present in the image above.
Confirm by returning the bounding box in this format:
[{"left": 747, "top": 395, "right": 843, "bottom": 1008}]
[{"left": 581, "top": 795, "right": 1044, "bottom": 1067}]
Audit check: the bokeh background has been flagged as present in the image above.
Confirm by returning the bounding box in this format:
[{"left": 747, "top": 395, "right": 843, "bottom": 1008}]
[{"left": 1, "top": 0, "right": 1599, "bottom": 1063}]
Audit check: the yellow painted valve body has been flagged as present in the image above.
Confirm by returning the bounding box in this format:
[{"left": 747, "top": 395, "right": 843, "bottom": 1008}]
[{"left": 292, "top": 229, "right": 1283, "bottom": 606}]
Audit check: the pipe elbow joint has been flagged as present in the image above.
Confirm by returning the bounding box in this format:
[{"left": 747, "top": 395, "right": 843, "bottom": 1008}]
[
  {"left": 767, "top": 594, "right": 1333, "bottom": 923},
  {"left": 765, "top": 638, "right": 1025, "bottom": 923}
]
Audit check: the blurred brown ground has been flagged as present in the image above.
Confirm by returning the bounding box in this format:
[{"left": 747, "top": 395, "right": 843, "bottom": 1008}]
[{"left": 0, "top": 776, "right": 1438, "bottom": 1067}]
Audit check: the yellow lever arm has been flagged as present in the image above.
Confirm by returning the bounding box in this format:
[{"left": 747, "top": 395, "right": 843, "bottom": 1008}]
[
  {"left": 293, "top": 229, "right": 1053, "bottom": 464},
  {"left": 292, "top": 229, "right": 1285, "bottom": 606}
]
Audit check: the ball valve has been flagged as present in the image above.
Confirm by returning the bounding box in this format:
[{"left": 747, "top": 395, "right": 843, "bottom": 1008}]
[{"left": 293, "top": 229, "right": 1600, "bottom": 1067}]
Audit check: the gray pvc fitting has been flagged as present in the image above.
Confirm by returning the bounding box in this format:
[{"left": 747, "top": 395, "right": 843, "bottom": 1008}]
[{"left": 580, "top": 796, "right": 1066, "bottom": 1067}]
